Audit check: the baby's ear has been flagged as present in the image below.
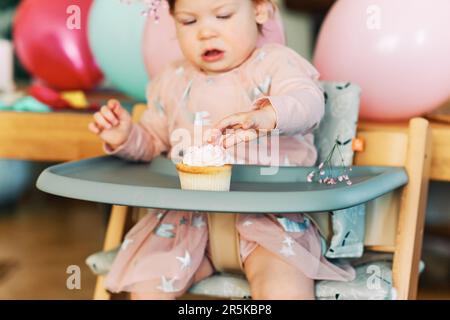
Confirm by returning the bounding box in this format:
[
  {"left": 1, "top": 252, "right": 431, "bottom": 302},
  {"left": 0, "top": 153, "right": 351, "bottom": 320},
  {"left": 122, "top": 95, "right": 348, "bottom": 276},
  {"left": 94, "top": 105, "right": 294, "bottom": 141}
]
[{"left": 254, "top": 1, "right": 271, "bottom": 25}]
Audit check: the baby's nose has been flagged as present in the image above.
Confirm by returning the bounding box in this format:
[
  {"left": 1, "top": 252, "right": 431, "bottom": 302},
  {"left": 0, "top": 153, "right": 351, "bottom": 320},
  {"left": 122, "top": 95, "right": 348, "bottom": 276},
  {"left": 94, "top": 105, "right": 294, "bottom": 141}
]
[{"left": 198, "top": 26, "right": 218, "bottom": 40}]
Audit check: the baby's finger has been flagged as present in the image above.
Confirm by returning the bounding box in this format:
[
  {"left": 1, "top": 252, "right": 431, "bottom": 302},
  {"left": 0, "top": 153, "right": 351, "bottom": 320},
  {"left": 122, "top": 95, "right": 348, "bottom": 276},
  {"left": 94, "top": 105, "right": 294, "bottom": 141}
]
[
  {"left": 239, "top": 128, "right": 258, "bottom": 142},
  {"left": 242, "top": 120, "right": 254, "bottom": 130},
  {"left": 214, "top": 114, "right": 247, "bottom": 133},
  {"left": 88, "top": 122, "right": 101, "bottom": 134},
  {"left": 94, "top": 112, "right": 112, "bottom": 130},
  {"left": 222, "top": 129, "right": 258, "bottom": 149},
  {"left": 205, "top": 128, "right": 222, "bottom": 145},
  {"left": 222, "top": 134, "right": 243, "bottom": 149},
  {"left": 100, "top": 105, "right": 119, "bottom": 126},
  {"left": 229, "top": 121, "right": 252, "bottom": 130},
  {"left": 108, "top": 99, "right": 126, "bottom": 120},
  {"left": 107, "top": 99, "right": 120, "bottom": 110}
]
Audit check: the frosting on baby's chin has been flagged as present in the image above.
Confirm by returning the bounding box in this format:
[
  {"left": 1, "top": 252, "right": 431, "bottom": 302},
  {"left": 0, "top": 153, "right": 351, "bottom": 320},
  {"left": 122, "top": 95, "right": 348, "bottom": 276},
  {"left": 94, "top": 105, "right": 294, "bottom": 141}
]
[{"left": 182, "top": 144, "right": 233, "bottom": 167}]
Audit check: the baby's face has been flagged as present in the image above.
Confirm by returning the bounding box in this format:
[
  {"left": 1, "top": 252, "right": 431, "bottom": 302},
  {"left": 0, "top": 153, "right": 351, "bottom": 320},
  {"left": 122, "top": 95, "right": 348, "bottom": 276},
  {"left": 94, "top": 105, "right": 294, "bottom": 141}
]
[{"left": 173, "top": 0, "right": 268, "bottom": 75}]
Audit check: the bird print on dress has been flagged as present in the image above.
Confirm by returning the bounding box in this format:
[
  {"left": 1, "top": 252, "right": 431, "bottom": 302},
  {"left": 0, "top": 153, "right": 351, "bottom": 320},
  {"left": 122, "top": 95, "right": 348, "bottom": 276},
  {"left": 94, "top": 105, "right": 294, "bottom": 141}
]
[
  {"left": 179, "top": 216, "right": 188, "bottom": 225},
  {"left": 249, "top": 75, "right": 272, "bottom": 101},
  {"left": 154, "top": 223, "right": 175, "bottom": 238},
  {"left": 242, "top": 220, "right": 253, "bottom": 227},
  {"left": 256, "top": 50, "right": 267, "bottom": 62},
  {"left": 282, "top": 236, "right": 295, "bottom": 247},
  {"left": 279, "top": 244, "right": 296, "bottom": 257},
  {"left": 276, "top": 218, "right": 311, "bottom": 257},
  {"left": 176, "top": 250, "right": 191, "bottom": 270},
  {"left": 157, "top": 276, "right": 178, "bottom": 292},
  {"left": 192, "top": 216, "right": 206, "bottom": 228},
  {"left": 280, "top": 235, "right": 296, "bottom": 257}
]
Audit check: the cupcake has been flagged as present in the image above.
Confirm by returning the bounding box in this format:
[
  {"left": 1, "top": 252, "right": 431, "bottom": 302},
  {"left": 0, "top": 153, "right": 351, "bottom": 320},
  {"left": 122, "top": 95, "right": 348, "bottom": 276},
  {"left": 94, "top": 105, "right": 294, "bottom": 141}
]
[{"left": 175, "top": 144, "right": 233, "bottom": 191}]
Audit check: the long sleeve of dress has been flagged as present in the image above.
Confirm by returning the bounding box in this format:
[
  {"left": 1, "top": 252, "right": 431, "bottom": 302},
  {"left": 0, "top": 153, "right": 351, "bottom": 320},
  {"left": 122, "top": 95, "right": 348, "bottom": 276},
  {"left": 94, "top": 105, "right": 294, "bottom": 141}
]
[
  {"left": 103, "top": 73, "right": 171, "bottom": 162},
  {"left": 252, "top": 45, "right": 325, "bottom": 136}
]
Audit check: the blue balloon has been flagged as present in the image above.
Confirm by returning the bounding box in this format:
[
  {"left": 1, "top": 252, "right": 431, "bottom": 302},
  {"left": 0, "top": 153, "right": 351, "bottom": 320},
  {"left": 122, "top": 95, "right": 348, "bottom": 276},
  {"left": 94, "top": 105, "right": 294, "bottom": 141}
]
[
  {"left": 88, "top": 0, "right": 149, "bottom": 101},
  {"left": 0, "top": 160, "right": 32, "bottom": 206}
]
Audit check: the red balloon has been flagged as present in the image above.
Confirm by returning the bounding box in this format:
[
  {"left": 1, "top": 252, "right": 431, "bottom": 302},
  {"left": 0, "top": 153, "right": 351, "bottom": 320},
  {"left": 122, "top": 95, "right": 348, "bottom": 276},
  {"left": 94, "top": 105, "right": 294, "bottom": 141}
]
[
  {"left": 28, "top": 84, "right": 71, "bottom": 109},
  {"left": 13, "top": 0, "right": 103, "bottom": 90}
]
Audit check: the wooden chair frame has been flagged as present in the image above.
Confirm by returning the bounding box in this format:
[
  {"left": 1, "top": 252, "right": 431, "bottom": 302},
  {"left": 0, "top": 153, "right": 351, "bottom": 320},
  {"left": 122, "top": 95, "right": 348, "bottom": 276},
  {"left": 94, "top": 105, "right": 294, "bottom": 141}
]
[{"left": 94, "top": 104, "right": 431, "bottom": 300}]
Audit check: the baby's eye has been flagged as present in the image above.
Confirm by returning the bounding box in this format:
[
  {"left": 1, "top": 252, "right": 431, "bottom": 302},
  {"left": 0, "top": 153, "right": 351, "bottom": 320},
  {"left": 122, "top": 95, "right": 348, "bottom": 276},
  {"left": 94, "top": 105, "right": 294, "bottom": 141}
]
[
  {"left": 217, "top": 14, "right": 233, "bottom": 20},
  {"left": 181, "top": 19, "right": 196, "bottom": 25}
]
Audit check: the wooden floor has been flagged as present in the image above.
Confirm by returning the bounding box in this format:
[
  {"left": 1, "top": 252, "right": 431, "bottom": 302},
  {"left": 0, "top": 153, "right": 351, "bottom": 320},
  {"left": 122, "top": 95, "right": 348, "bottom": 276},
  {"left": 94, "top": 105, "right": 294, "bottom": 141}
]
[
  {"left": 0, "top": 187, "right": 106, "bottom": 299},
  {"left": 0, "top": 186, "right": 448, "bottom": 300}
]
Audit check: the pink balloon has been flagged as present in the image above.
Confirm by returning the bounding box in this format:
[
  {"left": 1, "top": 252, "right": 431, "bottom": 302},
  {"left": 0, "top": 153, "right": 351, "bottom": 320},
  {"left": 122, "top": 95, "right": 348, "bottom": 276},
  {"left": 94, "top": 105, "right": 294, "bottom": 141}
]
[
  {"left": 314, "top": 0, "right": 450, "bottom": 121},
  {"left": 14, "top": 0, "right": 103, "bottom": 90},
  {"left": 143, "top": 4, "right": 183, "bottom": 79},
  {"left": 143, "top": 2, "right": 285, "bottom": 78}
]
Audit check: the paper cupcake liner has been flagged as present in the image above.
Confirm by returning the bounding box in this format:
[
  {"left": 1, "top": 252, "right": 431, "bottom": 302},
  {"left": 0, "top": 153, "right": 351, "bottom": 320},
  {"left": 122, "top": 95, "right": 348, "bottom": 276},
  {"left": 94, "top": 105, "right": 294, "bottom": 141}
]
[{"left": 177, "top": 167, "right": 232, "bottom": 191}]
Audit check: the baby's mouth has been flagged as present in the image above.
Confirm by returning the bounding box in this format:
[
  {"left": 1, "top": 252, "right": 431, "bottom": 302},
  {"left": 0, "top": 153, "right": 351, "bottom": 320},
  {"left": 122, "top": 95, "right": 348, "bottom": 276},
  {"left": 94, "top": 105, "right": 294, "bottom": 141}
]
[{"left": 202, "top": 49, "right": 225, "bottom": 62}]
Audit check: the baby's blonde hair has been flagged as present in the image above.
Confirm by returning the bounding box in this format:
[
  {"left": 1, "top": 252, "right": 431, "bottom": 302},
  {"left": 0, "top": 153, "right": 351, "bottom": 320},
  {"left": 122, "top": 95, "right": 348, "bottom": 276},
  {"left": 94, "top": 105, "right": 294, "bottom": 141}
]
[{"left": 167, "top": 0, "right": 278, "bottom": 29}]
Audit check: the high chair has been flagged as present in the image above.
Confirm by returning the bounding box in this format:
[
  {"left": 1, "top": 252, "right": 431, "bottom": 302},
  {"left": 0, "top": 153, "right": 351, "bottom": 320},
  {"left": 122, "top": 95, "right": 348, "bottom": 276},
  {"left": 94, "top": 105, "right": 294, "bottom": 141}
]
[{"left": 36, "top": 83, "right": 431, "bottom": 300}]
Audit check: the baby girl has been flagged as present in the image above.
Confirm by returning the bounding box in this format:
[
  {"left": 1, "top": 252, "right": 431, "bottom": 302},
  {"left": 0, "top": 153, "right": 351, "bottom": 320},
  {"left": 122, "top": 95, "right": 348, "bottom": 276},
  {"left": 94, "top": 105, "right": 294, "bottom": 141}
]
[{"left": 89, "top": 0, "right": 355, "bottom": 300}]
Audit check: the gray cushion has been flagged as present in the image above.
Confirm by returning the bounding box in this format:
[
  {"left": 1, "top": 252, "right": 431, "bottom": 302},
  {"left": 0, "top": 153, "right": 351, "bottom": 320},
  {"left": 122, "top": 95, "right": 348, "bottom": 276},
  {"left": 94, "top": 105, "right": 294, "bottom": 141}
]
[
  {"left": 86, "top": 249, "right": 424, "bottom": 300},
  {"left": 315, "top": 82, "right": 365, "bottom": 259},
  {"left": 189, "top": 260, "right": 395, "bottom": 300}
]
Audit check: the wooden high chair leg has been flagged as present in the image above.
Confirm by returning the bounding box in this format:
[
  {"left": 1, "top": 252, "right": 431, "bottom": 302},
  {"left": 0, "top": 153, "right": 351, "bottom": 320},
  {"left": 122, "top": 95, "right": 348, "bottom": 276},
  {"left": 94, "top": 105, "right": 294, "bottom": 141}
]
[
  {"left": 392, "top": 118, "right": 432, "bottom": 300},
  {"left": 93, "top": 205, "right": 130, "bottom": 300}
]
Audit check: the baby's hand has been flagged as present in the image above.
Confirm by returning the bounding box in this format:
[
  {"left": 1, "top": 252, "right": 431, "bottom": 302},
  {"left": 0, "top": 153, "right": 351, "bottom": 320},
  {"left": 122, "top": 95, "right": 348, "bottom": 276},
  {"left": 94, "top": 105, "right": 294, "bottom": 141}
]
[
  {"left": 208, "top": 103, "right": 277, "bottom": 149},
  {"left": 88, "top": 99, "right": 132, "bottom": 150}
]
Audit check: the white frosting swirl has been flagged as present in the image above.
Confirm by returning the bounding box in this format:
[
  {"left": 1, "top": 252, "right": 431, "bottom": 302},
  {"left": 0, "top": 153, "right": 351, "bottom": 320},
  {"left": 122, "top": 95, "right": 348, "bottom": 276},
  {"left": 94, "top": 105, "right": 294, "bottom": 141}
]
[{"left": 182, "top": 144, "right": 233, "bottom": 167}]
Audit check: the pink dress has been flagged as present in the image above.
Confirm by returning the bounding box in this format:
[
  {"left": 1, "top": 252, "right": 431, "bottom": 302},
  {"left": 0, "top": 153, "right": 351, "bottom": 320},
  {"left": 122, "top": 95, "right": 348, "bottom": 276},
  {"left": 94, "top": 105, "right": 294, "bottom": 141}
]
[{"left": 104, "top": 43, "right": 355, "bottom": 294}]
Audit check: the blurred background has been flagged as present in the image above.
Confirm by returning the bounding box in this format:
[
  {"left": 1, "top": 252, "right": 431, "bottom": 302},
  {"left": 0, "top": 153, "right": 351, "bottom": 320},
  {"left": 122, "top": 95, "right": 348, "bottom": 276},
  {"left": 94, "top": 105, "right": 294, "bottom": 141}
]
[{"left": 0, "top": 0, "right": 449, "bottom": 299}]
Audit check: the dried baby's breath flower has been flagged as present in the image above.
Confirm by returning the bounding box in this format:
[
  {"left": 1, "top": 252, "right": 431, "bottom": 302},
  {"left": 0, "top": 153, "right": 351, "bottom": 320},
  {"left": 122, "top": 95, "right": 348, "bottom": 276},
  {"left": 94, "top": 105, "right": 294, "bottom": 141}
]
[
  {"left": 121, "top": 0, "right": 167, "bottom": 21},
  {"left": 307, "top": 137, "right": 353, "bottom": 186}
]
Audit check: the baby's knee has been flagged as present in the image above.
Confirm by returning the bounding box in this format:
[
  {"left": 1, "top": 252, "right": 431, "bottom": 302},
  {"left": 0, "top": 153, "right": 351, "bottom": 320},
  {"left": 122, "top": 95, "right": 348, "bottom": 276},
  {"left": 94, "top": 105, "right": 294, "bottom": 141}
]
[{"left": 250, "top": 282, "right": 315, "bottom": 300}]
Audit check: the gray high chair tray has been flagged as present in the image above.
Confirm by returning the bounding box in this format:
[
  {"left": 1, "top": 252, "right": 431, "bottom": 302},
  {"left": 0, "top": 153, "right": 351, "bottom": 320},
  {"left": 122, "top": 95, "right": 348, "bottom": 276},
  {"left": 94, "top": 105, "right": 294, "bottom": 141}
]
[{"left": 36, "top": 156, "right": 407, "bottom": 213}]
